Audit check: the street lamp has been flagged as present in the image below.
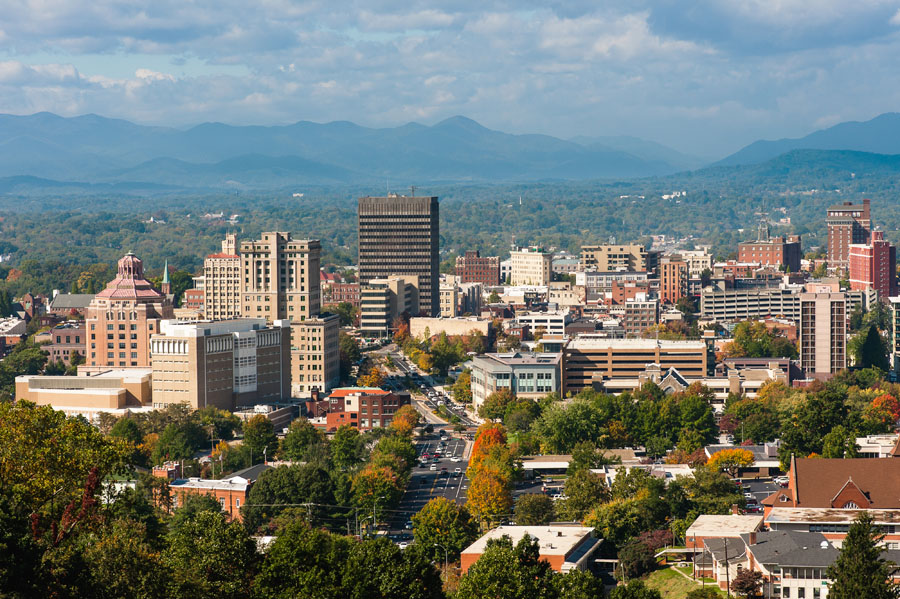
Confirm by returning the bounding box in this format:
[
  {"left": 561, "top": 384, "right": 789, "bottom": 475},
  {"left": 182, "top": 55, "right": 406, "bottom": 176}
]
[
  {"left": 372, "top": 495, "right": 387, "bottom": 535},
  {"left": 434, "top": 542, "right": 449, "bottom": 575}
]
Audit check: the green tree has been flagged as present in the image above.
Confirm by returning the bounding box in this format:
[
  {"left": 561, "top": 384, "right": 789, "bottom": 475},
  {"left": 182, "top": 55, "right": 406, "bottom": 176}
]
[
  {"left": 455, "top": 535, "right": 556, "bottom": 599},
  {"left": 341, "top": 537, "right": 443, "bottom": 599},
  {"left": 332, "top": 425, "right": 365, "bottom": 471},
  {"left": 339, "top": 332, "right": 361, "bottom": 381},
  {"left": 242, "top": 414, "right": 277, "bottom": 462},
  {"left": 567, "top": 440, "right": 620, "bottom": 474},
  {"left": 479, "top": 388, "right": 515, "bottom": 420},
  {"left": 109, "top": 416, "right": 143, "bottom": 445},
  {"left": 163, "top": 509, "right": 257, "bottom": 599},
  {"left": 83, "top": 518, "right": 168, "bottom": 599},
  {"left": 152, "top": 421, "right": 204, "bottom": 464},
  {"left": 412, "top": 496, "right": 479, "bottom": 563},
  {"left": 452, "top": 369, "right": 473, "bottom": 404},
  {"left": 326, "top": 302, "right": 358, "bottom": 327},
  {"left": 197, "top": 406, "right": 242, "bottom": 441},
  {"left": 686, "top": 589, "right": 721, "bottom": 599},
  {"left": 618, "top": 541, "right": 657, "bottom": 579},
  {"left": 850, "top": 325, "right": 889, "bottom": 371},
  {"left": 514, "top": 493, "right": 555, "bottom": 526},
  {"left": 821, "top": 425, "right": 859, "bottom": 459},
  {"left": 280, "top": 418, "right": 327, "bottom": 463},
  {"left": 243, "top": 464, "right": 337, "bottom": 532},
  {"left": 559, "top": 468, "right": 610, "bottom": 521},
  {"left": 826, "top": 512, "right": 900, "bottom": 599}
]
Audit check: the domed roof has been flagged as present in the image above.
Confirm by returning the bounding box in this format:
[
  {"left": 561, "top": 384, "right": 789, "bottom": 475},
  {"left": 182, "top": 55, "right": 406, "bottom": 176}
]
[{"left": 94, "top": 253, "right": 167, "bottom": 301}]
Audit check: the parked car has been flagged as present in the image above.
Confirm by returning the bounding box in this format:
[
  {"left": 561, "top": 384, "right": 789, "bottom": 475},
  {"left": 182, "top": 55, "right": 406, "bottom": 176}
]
[
  {"left": 429, "top": 465, "right": 437, "bottom": 471},
  {"left": 454, "top": 468, "right": 462, "bottom": 477}
]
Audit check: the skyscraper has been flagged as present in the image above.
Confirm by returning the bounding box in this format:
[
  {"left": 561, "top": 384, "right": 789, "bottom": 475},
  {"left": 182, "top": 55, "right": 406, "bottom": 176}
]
[
  {"left": 239, "top": 232, "right": 321, "bottom": 321},
  {"left": 358, "top": 194, "right": 439, "bottom": 316},
  {"left": 204, "top": 233, "right": 242, "bottom": 320},
  {"left": 827, "top": 199, "right": 871, "bottom": 271},
  {"left": 849, "top": 231, "right": 898, "bottom": 300},
  {"left": 85, "top": 253, "right": 174, "bottom": 368}
]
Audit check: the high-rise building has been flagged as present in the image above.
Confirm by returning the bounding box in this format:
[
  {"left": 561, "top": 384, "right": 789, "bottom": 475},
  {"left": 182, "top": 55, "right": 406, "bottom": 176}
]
[
  {"left": 799, "top": 292, "right": 846, "bottom": 376},
  {"left": 85, "top": 253, "right": 174, "bottom": 368},
  {"left": 240, "top": 232, "right": 321, "bottom": 322},
  {"left": 204, "top": 233, "right": 242, "bottom": 320},
  {"left": 580, "top": 244, "right": 658, "bottom": 272},
  {"left": 456, "top": 250, "right": 500, "bottom": 286},
  {"left": 150, "top": 318, "right": 291, "bottom": 410},
  {"left": 290, "top": 315, "right": 340, "bottom": 396},
  {"left": 358, "top": 195, "right": 439, "bottom": 316},
  {"left": 509, "top": 247, "right": 552, "bottom": 286},
  {"left": 827, "top": 199, "right": 871, "bottom": 271},
  {"left": 890, "top": 297, "right": 900, "bottom": 374},
  {"left": 660, "top": 256, "right": 688, "bottom": 304},
  {"left": 849, "top": 231, "right": 897, "bottom": 300}
]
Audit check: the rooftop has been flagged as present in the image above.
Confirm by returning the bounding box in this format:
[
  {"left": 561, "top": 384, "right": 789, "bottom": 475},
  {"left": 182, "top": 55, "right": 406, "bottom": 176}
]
[
  {"left": 328, "top": 387, "right": 390, "bottom": 398},
  {"left": 766, "top": 507, "right": 900, "bottom": 524},
  {"left": 171, "top": 475, "right": 250, "bottom": 492},
  {"left": 685, "top": 514, "right": 764, "bottom": 538},
  {"left": 50, "top": 293, "right": 95, "bottom": 310},
  {"left": 566, "top": 336, "right": 707, "bottom": 350},
  {"left": 463, "top": 525, "right": 596, "bottom": 559},
  {"left": 743, "top": 530, "right": 838, "bottom": 567}
]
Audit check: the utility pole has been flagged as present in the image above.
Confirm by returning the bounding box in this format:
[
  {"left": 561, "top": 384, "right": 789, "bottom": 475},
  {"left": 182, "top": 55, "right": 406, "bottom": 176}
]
[{"left": 724, "top": 540, "right": 731, "bottom": 598}]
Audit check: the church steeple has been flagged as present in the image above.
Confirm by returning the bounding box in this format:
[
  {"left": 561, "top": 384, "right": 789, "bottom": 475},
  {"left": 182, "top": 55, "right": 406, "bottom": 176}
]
[{"left": 161, "top": 259, "right": 171, "bottom": 295}]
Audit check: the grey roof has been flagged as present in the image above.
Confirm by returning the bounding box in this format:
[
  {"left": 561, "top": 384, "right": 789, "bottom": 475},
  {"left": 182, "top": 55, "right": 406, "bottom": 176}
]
[
  {"left": 706, "top": 444, "right": 779, "bottom": 463},
  {"left": 704, "top": 537, "right": 746, "bottom": 564},
  {"left": 50, "top": 294, "right": 95, "bottom": 310},
  {"left": 742, "top": 531, "right": 838, "bottom": 567},
  {"left": 231, "top": 463, "right": 273, "bottom": 482}
]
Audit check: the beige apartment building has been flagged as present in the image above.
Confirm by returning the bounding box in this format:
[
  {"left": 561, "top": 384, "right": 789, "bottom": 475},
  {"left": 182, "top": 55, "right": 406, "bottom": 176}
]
[
  {"left": 510, "top": 247, "right": 552, "bottom": 286},
  {"left": 562, "top": 337, "right": 708, "bottom": 394},
  {"left": 799, "top": 292, "right": 847, "bottom": 376},
  {"left": 579, "top": 244, "right": 657, "bottom": 272},
  {"left": 150, "top": 319, "right": 291, "bottom": 410},
  {"left": 291, "top": 315, "right": 340, "bottom": 396},
  {"left": 86, "top": 253, "right": 175, "bottom": 369},
  {"left": 359, "top": 276, "right": 419, "bottom": 336},
  {"left": 240, "top": 232, "right": 321, "bottom": 322},
  {"left": 204, "top": 233, "right": 242, "bottom": 320}
]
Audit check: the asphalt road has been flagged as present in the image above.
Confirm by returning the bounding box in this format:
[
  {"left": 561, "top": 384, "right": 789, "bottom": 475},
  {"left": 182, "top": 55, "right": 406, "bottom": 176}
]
[
  {"left": 739, "top": 478, "right": 781, "bottom": 511},
  {"left": 385, "top": 434, "right": 470, "bottom": 536}
]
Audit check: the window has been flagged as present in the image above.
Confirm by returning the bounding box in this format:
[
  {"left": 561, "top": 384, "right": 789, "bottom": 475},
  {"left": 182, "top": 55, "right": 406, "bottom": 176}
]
[
  {"left": 783, "top": 589, "right": 790, "bottom": 598},
  {"left": 797, "top": 588, "right": 805, "bottom": 598},
  {"left": 235, "top": 498, "right": 240, "bottom": 508}
]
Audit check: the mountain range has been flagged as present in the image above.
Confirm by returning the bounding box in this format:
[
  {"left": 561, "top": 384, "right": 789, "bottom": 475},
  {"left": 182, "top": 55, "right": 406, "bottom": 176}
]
[
  {"left": 2, "top": 111, "right": 900, "bottom": 193},
  {"left": 0, "top": 113, "right": 697, "bottom": 189}
]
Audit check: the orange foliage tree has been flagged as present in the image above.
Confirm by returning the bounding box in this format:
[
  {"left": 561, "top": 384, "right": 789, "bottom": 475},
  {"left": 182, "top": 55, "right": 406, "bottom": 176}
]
[
  {"left": 389, "top": 404, "right": 420, "bottom": 436},
  {"left": 358, "top": 367, "right": 385, "bottom": 388},
  {"left": 466, "top": 470, "right": 513, "bottom": 518},
  {"left": 706, "top": 448, "right": 754, "bottom": 478}
]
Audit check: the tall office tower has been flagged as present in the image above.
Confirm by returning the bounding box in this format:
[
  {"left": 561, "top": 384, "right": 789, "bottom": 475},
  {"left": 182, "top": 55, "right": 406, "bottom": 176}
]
[
  {"left": 799, "top": 292, "right": 846, "bottom": 376},
  {"left": 827, "top": 199, "right": 871, "bottom": 271},
  {"left": 204, "top": 233, "right": 242, "bottom": 320},
  {"left": 358, "top": 194, "right": 439, "bottom": 317},
  {"left": 86, "top": 253, "right": 175, "bottom": 368},
  {"left": 849, "top": 231, "right": 898, "bottom": 300},
  {"left": 240, "top": 232, "right": 321, "bottom": 322},
  {"left": 659, "top": 256, "right": 688, "bottom": 304}
]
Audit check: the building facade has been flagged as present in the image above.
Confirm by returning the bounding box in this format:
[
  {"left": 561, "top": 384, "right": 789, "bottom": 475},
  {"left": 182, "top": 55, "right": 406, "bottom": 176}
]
[
  {"left": 290, "top": 314, "right": 340, "bottom": 396},
  {"left": 45, "top": 321, "right": 85, "bottom": 367},
  {"left": 359, "top": 276, "right": 419, "bottom": 336},
  {"left": 204, "top": 233, "right": 241, "bottom": 320},
  {"left": 85, "top": 253, "right": 175, "bottom": 368},
  {"left": 827, "top": 199, "right": 871, "bottom": 271},
  {"left": 239, "top": 232, "right": 321, "bottom": 322},
  {"left": 456, "top": 250, "right": 500, "bottom": 286},
  {"left": 738, "top": 235, "right": 802, "bottom": 273},
  {"left": 469, "top": 352, "right": 561, "bottom": 409},
  {"left": 358, "top": 195, "right": 439, "bottom": 316},
  {"left": 326, "top": 282, "right": 361, "bottom": 306},
  {"left": 580, "top": 244, "right": 656, "bottom": 272},
  {"left": 622, "top": 298, "right": 659, "bottom": 337},
  {"left": 849, "top": 230, "right": 897, "bottom": 300},
  {"left": 509, "top": 247, "right": 553, "bottom": 286},
  {"left": 660, "top": 256, "right": 688, "bottom": 304},
  {"left": 799, "top": 292, "right": 846, "bottom": 377},
  {"left": 150, "top": 318, "right": 291, "bottom": 410}
]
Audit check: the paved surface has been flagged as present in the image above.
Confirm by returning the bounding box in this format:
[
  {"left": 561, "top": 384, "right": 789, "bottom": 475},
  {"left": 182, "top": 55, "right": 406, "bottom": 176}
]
[{"left": 739, "top": 478, "right": 781, "bottom": 511}]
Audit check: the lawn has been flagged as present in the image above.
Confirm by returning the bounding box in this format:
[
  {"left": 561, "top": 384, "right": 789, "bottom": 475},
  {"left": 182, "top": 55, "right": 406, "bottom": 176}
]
[{"left": 643, "top": 567, "right": 728, "bottom": 599}]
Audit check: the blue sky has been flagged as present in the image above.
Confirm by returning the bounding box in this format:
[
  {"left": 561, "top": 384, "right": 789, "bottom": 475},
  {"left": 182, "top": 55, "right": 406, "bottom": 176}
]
[{"left": 3, "top": 0, "right": 900, "bottom": 157}]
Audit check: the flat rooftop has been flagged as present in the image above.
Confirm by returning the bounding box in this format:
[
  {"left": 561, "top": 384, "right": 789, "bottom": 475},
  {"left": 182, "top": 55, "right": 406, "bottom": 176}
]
[
  {"left": 686, "top": 514, "right": 764, "bottom": 537},
  {"left": 767, "top": 507, "right": 900, "bottom": 524},
  {"left": 566, "top": 337, "right": 707, "bottom": 350},
  {"left": 463, "top": 525, "right": 595, "bottom": 558}
]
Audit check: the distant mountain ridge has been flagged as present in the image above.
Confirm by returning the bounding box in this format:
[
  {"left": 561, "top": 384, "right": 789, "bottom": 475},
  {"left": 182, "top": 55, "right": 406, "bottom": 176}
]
[
  {"left": 0, "top": 112, "right": 693, "bottom": 188},
  {"left": 717, "top": 112, "right": 900, "bottom": 166}
]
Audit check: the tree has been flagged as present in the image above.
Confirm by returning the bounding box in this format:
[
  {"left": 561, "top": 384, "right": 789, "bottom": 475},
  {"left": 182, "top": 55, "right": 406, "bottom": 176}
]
[
  {"left": 332, "top": 425, "right": 365, "bottom": 471},
  {"left": 608, "top": 580, "right": 662, "bottom": 599},
  {"left": 558, "top": 469, "right": 609, "bottom": 521},
  {"left": 488, "top": 291, "right": 501, "bottom": 304},
  {"left": 243, "top": 464, "right": 336, "bottom": 532},
  {"left": 359, "top": 367, "right": 385, "bottom": 388},
  {"left": 339, "top": 332, "right": 362, "bottom": 380},
  {"left": 706, "top": 448, "right": 754, "bottom": 478},
  {"left": 279, "top": 418, "right": 326, "bottom": 462},
  {"left": 163, "top": 509, "right": 257, "bottom": 599},
  {"left": 411, "top": 497, "right": 479, "bottom": 562},
  {"left": 514, "top": 493, "right": 555, "bottom": 526},
  {"left": 326, "top": 302, "right": 357, "bottom": 327},
  {"left": 731, "top": 569, "right": 764, "bottom": 599},
  {"left": 243, "top": 414, "right": 277, "bottom": 462},
  {"left": 850, "top": 325, "right": 889, "bottom": 371},
  {"left": 455, "top": 535, "right": 557, "bottom": 599},
  {"left": 352, "top": 465, "right": 404, "bottom": 522},
  {"left": 83, "top": 518, "right": 168, "bottom": 599},
  {"left": 618, "top": 541, "right": 657, "bottom": 579},
  {"left": 568, "top": 440, "right": 620, "bottom": 474},
  {"left": 821, "top": 425, "right": 859, "bottom": 459},
  {"left": 479, "top": 388, "right": 515, "bottom": 420},
  {"left": 197, "top": 406, "right": 242, "bottom": 441},
  {"left": 341, "top": 537, "right": 443, "bottom": 599},
  {"left": 452, "top": 369, "right": 473, "bottom": 404},
  {"left": 389, "top": 405, "right": 420, "bottom": 436},
  {"left": 467, "top": 470, "right": 513, "bottom": 519},
  {"left": 827, "top": 512, "right": 900, "bottom": 599}
]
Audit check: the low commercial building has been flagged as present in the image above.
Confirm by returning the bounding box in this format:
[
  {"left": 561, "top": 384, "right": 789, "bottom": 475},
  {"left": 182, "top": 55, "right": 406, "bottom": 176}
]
[
  {"left": 409, "top": 316, "right": 491, "bottom": 339},
  {"left": 513, "top": 310, "right": 572, "bottom": 337},
  {"left": 45, "top": 321, "right": 86, "bottom": 366},
  {"left": 684, "top": 514, "right": 764, "bottom": 551},
  {"left": 150, "top": 318, "right": 291, "bottom": 411},
  {"left": 461, "top": 525, "right": 601, "bottom": 573},
  {"left": 575, "top": 270, "right": 649, "bottom": 294},
  {"left": 16, "top": 368, "right": 153, "bottom": 421},
  {"left": 580, "top": 244, "right": 656, "bottom": 273},
  {"left": 562, "top": 337, "right": 708, "bottom": 394},
  {"left": 156, "top": 463, "right": 271, "bottom": 522},
  {"left": 738, "top": 235, "right": 802, "bottom": 273},
  {"left": 306, "top": 387, "right": 411, "bottom": 432},
  {"left": 469, "top": 352, "right": 561, "bottom": 409},
  {"left": 49, "top": 293, "right": 95, "bottom": 318},
  {"left": 456, "top": 250, "right": 500, "bottom": 286}
]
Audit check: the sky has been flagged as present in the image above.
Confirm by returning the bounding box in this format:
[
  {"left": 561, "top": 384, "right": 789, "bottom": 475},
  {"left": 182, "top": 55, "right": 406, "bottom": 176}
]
[{"left": 3, "top": 1, "right": 900, "bottom": 158}]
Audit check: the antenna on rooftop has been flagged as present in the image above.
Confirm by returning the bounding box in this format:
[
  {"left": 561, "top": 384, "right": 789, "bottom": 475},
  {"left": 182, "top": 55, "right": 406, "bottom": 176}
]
[{"left": 410, "top": 185, "right": 417, "bottom": 197}]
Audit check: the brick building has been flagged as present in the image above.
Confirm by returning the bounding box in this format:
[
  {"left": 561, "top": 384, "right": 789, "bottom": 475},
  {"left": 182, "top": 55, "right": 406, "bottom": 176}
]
[
  {"left": 849, "top": 230, "right": 897, "bottom": 300},
  {"left": 659, "top": 256, "right": 688, "bottom": 304},
  {"left": 306, "top": 387, "right": 411, "bottom": 432},
  {"left": 45, "top": 321, "right": 85, "bottom": 367},
  {"left": 827, "top": 199, "right": 871, "bottom": 271},
  {"left": 326, "top": 282, "right": 361, "bottom": 306},
  {"left": 738, "top": 235, "right": 802, "bottom": 273},
  {"left": 455, "top": 250, "right": 500, "bottom": 286}
]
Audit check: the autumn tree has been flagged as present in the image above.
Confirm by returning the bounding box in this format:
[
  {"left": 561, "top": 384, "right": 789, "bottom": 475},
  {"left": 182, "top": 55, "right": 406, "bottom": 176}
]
[
  {"left": 467, "top": 470, "right": 513, "bottom": 520},
  {"left": 390, "top": 404, "right": 420, "bottom": 436},
  {"left": 706, "top": 448, "right": 754, "bottom": 478},
  {"left": 452, "top": 369, "right": 473, "bottom": 404},
  {"left": 359, "top": 366, "right": 386, "bottom": 388},
  {"left": 352, "top": 465, "right": 404, "bottom": 522},
  {"left": 731, "top": 569, "right": 764, "bottom": 599}
]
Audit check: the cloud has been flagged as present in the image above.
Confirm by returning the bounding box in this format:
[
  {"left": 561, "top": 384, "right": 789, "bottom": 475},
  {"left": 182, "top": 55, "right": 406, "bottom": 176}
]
[{"left": 2, "top": 2, "right": 900, "bottom": 156}]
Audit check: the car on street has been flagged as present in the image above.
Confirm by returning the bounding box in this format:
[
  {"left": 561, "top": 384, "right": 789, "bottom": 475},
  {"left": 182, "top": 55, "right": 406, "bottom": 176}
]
[
  {"left": 429, "top": 465, "right": 437, "bottom": 471},
  {"left": 398, "top": 542, "right": 408, "bottom": 550},
  {"left": 454, "top": 468, "right": 462, "bottom": 476},
  {"left": 405, "top": 520, "right": 413, "bottom": 530},
  {"left": 451, "top": 456, "right": 461, "bottom": 462}
]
